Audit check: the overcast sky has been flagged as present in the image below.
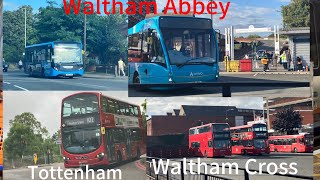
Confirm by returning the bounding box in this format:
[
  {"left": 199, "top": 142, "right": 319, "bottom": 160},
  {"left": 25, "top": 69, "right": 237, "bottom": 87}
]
[{"left": 4, "top": 91, "right": 145, "bottom": 138}]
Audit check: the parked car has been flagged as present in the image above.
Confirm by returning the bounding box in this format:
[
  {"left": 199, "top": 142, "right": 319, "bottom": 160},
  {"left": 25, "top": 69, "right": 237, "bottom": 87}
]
[{"left": 3, "top": 61, "right": 8, "bottom": 72}]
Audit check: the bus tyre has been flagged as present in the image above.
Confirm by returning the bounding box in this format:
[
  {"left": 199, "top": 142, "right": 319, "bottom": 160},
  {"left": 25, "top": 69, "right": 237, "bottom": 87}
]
[
  {"left": 204, "top": 151, "right": 207, "bottom": 158},
  {"left": 133, "top": 73, "right": 140, "bottom": 84},
  {"left": 274, "top": 149, "right": 278, "bottom": 152},
  {"left": 244, "top": 150, "right": 248, "bottom": 155},
  {"left": 293, "top": 148, "right": 297, "bottom": 153}
]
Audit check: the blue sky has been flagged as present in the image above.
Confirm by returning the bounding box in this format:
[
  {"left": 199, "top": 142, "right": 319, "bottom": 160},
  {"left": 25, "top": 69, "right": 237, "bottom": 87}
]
[{"left": 4, "top": 0, "right": 291, "bottom": 33}]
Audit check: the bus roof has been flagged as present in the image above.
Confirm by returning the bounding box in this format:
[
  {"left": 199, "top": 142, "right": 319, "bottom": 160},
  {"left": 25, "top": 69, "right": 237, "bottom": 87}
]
[
  {"left": 26, "top": 41, "right": 81, "bottom": 49},
  {"left": 128, "top": 16, "right": 212, "bottom": 35},
  {"left": 230, "top": 123, "right": 266, "bottom": 130},
  {"left": 189, "top": 123, "right": 229, "bottom": 130}
]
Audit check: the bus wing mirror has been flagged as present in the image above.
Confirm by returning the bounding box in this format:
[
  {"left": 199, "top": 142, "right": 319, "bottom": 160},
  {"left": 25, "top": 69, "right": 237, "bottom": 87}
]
[{"left": 101, "top": 127, "right": 105, "bottom": 135}]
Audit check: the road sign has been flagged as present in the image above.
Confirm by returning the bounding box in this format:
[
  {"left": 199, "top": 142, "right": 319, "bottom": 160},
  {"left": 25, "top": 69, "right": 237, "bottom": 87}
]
[
  {"left": 55, "top": 139, "right": 61, "bottom": 145},
  {"left": 33, "top": 153, "right": 38, "bottom": 164}
]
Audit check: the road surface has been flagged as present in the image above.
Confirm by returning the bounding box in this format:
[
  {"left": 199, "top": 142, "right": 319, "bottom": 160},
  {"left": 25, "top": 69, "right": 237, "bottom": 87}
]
[
  {"left": 148, "top": 153, "right": 312, "bottom": 180},
  {"left": 4, "top": 160, "right": 145, "bottom": 180},
  {"left": 130, "top": 73, "right": 311, "bottom": 97},
  {"left": 3, "top": 70, "right": 127, "bottom": 91}
]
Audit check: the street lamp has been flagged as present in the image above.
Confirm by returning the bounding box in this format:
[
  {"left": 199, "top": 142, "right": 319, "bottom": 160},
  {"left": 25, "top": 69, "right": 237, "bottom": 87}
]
[{"left": 225, "top": 108, "right": 234, "bottom": 121}]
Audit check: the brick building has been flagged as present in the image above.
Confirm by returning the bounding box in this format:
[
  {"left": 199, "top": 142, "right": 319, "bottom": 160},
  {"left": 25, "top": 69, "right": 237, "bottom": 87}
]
[{"left": 147, "top": 105, "right": 263, "bottom": 136}]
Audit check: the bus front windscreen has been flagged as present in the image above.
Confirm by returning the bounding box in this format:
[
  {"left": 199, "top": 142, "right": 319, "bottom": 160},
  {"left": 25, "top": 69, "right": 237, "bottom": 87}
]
[
  {"left": 62, "top": 127, "right": 101, "bottom": 154},
  {"left": 212, "top": 124, "right": 230, "bottom": 133},
  {"left": 252, "top": 124, "right": 267, "bottom": 132},
  {"left": 253, "top": 139, "right": 267, "bottom": 149},
  {"left": 54, "top": 43, "right": 82, "bottom": 64},
  {"left": 161, "top": 28, "right": 216, "bottom": 66},
  {"left": 213, "top": 139, "right": 230, "bottom": 149},
  {"left": 62, "top": 94, "right": 99, "bottom": 118}
]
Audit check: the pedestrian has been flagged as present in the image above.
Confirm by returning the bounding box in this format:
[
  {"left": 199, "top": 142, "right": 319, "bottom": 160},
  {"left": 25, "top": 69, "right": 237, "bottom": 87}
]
[
  {"left": 297, "top": 57, "right": 303, "bottom": 71},
  {"left": 18, "top": 60, "right": 23, "bottom": 70},
  {"left": 280, "top": 51, "right": 287, "bottom": 69},
  {"left": 286, "top": 49, "right": 292, "bottom": 71},
  {"left": 261, "top": 54, "right": 269, "bottom": 72},
  {"left": 118, "top": 58, "right": 126, "bottom": 76}
]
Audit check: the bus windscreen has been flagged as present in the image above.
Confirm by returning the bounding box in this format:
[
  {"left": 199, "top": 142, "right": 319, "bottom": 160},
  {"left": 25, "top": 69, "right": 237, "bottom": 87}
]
[{"left": 54, "top": 43, "right": 82, "bottom": 64}]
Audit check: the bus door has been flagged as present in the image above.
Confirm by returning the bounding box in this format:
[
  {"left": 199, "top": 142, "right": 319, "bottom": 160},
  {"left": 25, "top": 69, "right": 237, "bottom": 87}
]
[
  {"left": 142, "top": 29, "right": 169, "bottom": 83},
  {"left": 105, "top": 129, "right": 116, "bottom": 163}
]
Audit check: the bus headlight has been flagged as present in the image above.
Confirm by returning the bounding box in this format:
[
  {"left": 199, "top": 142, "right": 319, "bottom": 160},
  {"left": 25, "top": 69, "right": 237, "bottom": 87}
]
[
  {"left": 79, "top": 67, "right": 83, "bottom": 70},
  {"left": 54, "top": 67, "right": 59, "bottom": 71},
  {"left": 96, "top": 153, "right": 105, "bottom": 160},
  {"left": 63, "top": 156, "right": 70, "bottom": 161},
  {"left": 169, "top": 78, "right": 173, "bottom": 82}
]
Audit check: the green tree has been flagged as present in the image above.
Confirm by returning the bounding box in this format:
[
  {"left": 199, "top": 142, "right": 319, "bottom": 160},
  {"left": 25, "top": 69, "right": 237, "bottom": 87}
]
[
  {"left": 3, "top": 6, "right": 37, "bottom": 63},
  {"left": 281, "top": 0, "right": 310, "bottom": 28},
  {"left": 4, "top": 113, "right": 49, "bottom": 160},
  {"left": 272, "top": 108, "right": 302, "bottom": 134},
  {"left": 247, "top": 34, "right": 261, "bottom": 39}
]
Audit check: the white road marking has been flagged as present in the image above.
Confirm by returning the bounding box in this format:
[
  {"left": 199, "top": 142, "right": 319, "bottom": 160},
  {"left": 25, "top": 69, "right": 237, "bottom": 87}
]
[
  {"left": 253, "top": 73, "right": 258, "bottom": 77},
  {"left": 3, "top": 82, "right": 11, "bottom": 84},
  {"left": 13, "top": 85, "right": 29, "bottom": 91}
]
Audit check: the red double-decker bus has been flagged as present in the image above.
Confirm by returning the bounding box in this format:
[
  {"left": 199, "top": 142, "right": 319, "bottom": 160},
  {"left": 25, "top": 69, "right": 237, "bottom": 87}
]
[
  {"left": 189, "top": 123, "right": 231, "bottom": 157},
  {"left": 230, "top": 123, "right": 269, "bottom": 155},
  {"left": 61, "top": 92, "right": 145, "bottom": 168},
  {"left": 269, "top": 134, "right": 313, "bottom": 153}
]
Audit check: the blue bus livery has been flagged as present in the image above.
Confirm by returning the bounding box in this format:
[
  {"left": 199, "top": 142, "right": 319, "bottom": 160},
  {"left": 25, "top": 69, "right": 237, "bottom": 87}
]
[
  {"left": 128, "top": 16, "right": 219, "bottom": 85},
  {"left": 24, "top": 41, "right": 84, "bottom": 78}
]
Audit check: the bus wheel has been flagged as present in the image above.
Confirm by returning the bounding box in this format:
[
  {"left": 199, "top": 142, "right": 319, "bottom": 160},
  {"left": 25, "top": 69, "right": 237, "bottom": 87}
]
[
  {"left": 133, "top": 73, "right": 140, "bottom": 84},
  {"left": 274, "top": 149, "right": 278, "bottom": 152},
  {"left": 204, "top": 151, "right": 208, "bottom": 158},
  {"left": 244, "top": 150, "right": 248, "bottom": 155},
  {"left": 293, "top": 148, "right": 297, "bottom": 153}
]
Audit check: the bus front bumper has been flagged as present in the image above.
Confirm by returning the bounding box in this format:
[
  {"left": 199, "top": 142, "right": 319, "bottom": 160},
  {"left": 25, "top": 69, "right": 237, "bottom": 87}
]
[
  {"left": 51, "top": 69, "right": 84, "bottom": 77},
  {"left": 64, "top": 157, "right": 108, "bottom": 168}
]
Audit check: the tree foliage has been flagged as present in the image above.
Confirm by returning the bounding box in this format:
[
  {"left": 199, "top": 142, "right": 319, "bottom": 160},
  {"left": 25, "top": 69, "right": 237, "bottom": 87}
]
[
  {"left": 3, "top": 2, "right": 127, "bottom": 65},
  {"left": 281, "top": 0, "right": 310, "bottom": 28},
  {"left": 272, "top": 108, "right": 302, "bottom": 134},
  {"left": 247, "top": 34, "right": 261, "bottom": 39},
  {"left": 4, "top": 112, "right": 57, "bottom": 161}
]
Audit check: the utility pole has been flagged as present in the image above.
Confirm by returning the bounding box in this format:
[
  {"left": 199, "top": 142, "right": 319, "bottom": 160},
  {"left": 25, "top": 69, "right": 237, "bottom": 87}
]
[
  {"left": 24, "top": 7, "right": 27, "bottom": 48},
  {"left": 0, "top": 0, "right": 3, "bottom": 71},
  {"left": 83, "top": 14, "right": 87, "bottom": 68}
]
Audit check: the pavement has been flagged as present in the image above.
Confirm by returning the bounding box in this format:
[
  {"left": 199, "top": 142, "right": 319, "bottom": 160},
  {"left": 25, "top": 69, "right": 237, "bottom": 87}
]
[
  {"left": 149, "top": 153, "right": 312, "bottom": 180},
  {"left": 3, "top": 69, "right": 128, "bottom": 91},
  {"left": 4, "top": 160, "right": 145, "bottom": 180},
  {"left": 129, "top": 73, "right": 311, "bottom": 97}
]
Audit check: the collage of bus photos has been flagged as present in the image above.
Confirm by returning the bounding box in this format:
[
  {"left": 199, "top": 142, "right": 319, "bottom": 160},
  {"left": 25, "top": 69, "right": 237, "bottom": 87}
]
[{"left": 146, "top": 96, "right": 313, "bottom": 179}]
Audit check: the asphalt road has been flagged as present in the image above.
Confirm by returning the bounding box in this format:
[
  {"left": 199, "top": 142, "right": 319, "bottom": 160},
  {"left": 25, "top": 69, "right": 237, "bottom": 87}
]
[
  {"left": 151, "top": 153, "right": 312, "bottom": 180},
  {"left": 4, "top": 160, "right": 145, "bottom": 180},
  {"left": 129, "top": 73, "right": 311, "bottom": 97},
  {"left": 3, "top": 70, "right": 127, "bottom": 91}
]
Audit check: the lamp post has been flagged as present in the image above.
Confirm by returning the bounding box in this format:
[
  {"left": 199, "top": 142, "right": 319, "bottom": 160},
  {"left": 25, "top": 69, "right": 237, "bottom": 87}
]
[{"left": 225, "top": 108, "right": 234, "bottom": 121}]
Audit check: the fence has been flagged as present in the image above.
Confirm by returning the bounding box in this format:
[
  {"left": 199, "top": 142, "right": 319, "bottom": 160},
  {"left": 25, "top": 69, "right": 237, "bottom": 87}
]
[
  {"left": 4, "top": 154, "right": 63, "bottom": 170},
  {"left": 146, "top": 157, "right": 313, "bottom": 180}
]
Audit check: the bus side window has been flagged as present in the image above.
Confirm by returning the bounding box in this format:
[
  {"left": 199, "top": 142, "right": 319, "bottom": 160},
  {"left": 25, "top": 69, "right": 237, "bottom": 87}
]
[
  {"left": 150, "top": 29, "right": 166, "bottom": 67},
  {"left": 101, "top": 97, "right": 108, "bottom": 113},
  {"left": 128, "top": 33, "right": 143, "bottom": 62}
]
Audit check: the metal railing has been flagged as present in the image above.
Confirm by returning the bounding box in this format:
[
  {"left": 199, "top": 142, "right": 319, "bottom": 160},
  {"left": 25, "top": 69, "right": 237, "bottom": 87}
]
[
  {"left": 146, "top": 157, "right": 313, "bottom": 180},
  {"left": 129, "top": 82, "right": 310, "bottom": 97}
]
